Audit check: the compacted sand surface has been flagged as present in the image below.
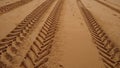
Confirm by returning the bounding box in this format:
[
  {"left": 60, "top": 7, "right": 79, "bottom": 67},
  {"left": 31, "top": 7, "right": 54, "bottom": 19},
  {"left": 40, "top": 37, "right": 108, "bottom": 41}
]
[
  {"left": 0, "top": 0, "right": 20, "bottom": 7},
  {"left": 0, "top": 0, "right": 120, "bottom": 68},
  {"left": 81, "top": 0, "right": 120, "bottom": 49},
  {"left": 47, "top": 0, "right": 105, "bottom": 68},
  {"left": 0, "top": 0, "right": 45, "bottom": 39}
]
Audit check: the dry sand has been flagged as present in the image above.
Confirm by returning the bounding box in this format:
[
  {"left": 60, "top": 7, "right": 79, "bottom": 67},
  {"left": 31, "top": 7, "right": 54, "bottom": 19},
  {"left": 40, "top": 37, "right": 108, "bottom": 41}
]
[
  {"left": 0, "top": 0, "right": 45, "bottom": 40},
  {"left": 81, "top": 0, "right": 120, "bottom": 49},
  {"left": 0, "top": 0, "right": 120, "bottom": 68},
  {"left": 99, "top": 0, "right": 120, "bottom": 10},
  {"left": 0, "top": 0, "right": 20, "bottom": 7},
  {"left": 47, "top": 0, "right": 105, "bottom": 68},
  {"left": 103, "top": 0, "right": 120, "bottom": 8}
]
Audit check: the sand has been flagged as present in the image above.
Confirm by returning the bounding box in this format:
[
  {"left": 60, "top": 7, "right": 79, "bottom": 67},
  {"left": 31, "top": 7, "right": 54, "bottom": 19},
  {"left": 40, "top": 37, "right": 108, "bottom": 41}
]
[
  {"left": 0, "top": 0, "right": 20, "bottom": 7},
  {"left": 81, "top": 0, "right": 120, "bottom": 49},
  {"left": 0, "top": 0, "right": 120, "bottom": 68},
  {"left": 103, "top": 0, "right": 120, "bottom": 8},
  {"left": 47, "top": 0, "right": 105, "bottom": 68},
  {"left": 0, "top": 0, "right": 46, "bottom": 40}
]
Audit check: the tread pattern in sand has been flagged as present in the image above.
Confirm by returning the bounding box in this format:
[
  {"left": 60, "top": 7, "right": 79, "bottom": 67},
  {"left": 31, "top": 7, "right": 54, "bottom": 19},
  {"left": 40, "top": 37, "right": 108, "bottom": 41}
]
[{"left": 77, "top": 0, "right": 120, "bottom": 68}]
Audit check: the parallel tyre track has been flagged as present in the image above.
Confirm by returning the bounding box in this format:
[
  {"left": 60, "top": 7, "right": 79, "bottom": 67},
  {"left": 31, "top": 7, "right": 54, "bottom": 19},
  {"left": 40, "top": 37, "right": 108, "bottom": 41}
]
[
  {"left": 0, "top": 0, "right": 56, "bottom": 67},
  {"left": 95, "top": 0, "right": 120, "bottom": 14},
  {"left": 0, "top": 0, "right": 32, "bottom": 15},
  {"left": 20, "top": 0, "right": 63, "bottom": 68},
  {"left": 77, "top": 0, "right": 120, "bottom": 68}
]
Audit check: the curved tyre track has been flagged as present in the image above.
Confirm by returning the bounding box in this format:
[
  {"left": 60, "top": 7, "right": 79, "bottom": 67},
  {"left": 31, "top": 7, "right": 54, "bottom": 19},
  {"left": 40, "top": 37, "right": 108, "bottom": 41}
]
[
  {"left": 20, "top": 0, "right": 63, "bottom": 68},
  {"left": 95, "top": 0, "right": 120, "bottom": 14},
  {"left": 77, "top": 0, "right": 120, "bottom": 68},
  {"left": 0, "top": 0, "right": 56, "bottom": 67}
]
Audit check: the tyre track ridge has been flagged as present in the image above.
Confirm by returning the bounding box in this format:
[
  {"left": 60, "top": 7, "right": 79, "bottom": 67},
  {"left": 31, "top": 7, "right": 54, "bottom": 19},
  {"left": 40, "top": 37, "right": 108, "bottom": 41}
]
[
  {"left": 0, "top": 0, "right": 55, "bottom": 67},
  {"left": 77, "top": 0, "right": 120, "bottom": 68},
  {"left": 0, "top": 0, "right": 33, "bottom": 15},
  {"left": 20, "top": 0, "right": 63, "bottom": 68}
]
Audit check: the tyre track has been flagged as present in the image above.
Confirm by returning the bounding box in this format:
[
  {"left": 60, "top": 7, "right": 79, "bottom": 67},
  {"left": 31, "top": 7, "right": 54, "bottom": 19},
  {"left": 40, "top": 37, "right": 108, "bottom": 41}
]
[
  {"left": 0, "top": 0, "right": 56, "bottom": 67},
  {"left": 103, "top": 0, "right": 120, "bottom": 8},
  {"left": 20, "top": 0, "right": 63, "bottom": 68},
  {"left": 94, "top": 0, "right": 120, "bottom": 14},
  {"left": 77, "top": 0, "right": 120, "bottom": 68},
  {"left": 0, "top": 0, "right": 33, "bottom": 15}
]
